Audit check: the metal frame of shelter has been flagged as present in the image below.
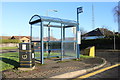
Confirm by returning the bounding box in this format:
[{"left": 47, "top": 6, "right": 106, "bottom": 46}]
[{"left": 29, "top": 15, "right": 80, "bottom": 64}]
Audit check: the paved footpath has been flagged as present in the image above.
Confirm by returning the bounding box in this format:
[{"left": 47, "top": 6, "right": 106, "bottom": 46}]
[
  {"left": 0, "top": 49, "right": 18, "bottom": 53},
  {"left": 2, "top": 57, "right": 106, "bottom": 79}
]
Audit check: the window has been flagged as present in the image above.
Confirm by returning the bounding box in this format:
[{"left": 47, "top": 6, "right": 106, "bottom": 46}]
[{"left": 22, "top": 40, "right": 25, "bottom": 42}]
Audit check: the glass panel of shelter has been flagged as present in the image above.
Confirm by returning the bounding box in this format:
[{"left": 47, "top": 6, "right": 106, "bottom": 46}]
[
  {"left": 43, "top": 22, "right": 61, "bottom": 59},
  {"left": 31, "top": 23, "right": 41, "bottom": 62},
  {"left": 63, "top": 26, "right": 77, "bottom": 59},
  {"left": 42, "top": 21, "right": 77, "bottom": 60}
]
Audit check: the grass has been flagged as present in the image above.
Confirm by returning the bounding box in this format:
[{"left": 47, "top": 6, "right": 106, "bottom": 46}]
[
  {"left": 0, "top": 52, "right": 94, "bottom": 71},
  {"left": 72, "top": 55, "right": 93, "bottom": 61},
  {"left": 35, "top": 52, "right": 60, "bottom": 58},
  {"left": 57, "top": 60, "right": 70, "bottom": 63},
  {"left": 80, "top": 54, "right": 93, "bottom": 58},
  {"left": 0, "top": 52, "right": 60, "bottom": 71},
  {"left": 0, "top": 47, "right": 18, "bottom": 50},
  {"left": 0, "top": 52, "right": 19, "bottom": 71}
]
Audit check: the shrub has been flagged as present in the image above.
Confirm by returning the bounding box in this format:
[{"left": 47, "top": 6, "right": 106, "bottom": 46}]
[
  {"left": 81, "top": 37, "right": 120, "bottom": 49},
  {"left": 1, "top": 39, "right": 20, "bottom": 43}
]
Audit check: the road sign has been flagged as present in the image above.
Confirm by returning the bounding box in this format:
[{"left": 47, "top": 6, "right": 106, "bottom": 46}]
[{"left": 77, "top": 7, "right": 83, "bottom": 14}]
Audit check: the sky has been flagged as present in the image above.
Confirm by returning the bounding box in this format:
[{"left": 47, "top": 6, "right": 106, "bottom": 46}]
[{"left": 1, "top": 2, "right": 119, "bottom": 38}]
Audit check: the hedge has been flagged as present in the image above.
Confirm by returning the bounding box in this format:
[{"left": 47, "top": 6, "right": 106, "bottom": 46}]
[
  {"left": 1, "top": 39, "right": 20, "bottom": 43},
  {"left": 80, "top": 37, "right": 120, "bottom": 49}
]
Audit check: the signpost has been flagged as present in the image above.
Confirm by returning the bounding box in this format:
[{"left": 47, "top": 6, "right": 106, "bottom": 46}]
[{"left": 77, "top": 7, "right": 83, "bottom": 59}]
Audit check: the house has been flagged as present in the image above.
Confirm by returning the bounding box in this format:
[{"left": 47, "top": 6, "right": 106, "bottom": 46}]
[
  {"left": 0, "top": 36, "right": 11, "bottom": 39},
  {"left": 11, "top": 36, "right": 30, "bottom": 43},
  {"left": 63, "top": 37, "right": 75, "bottom": 41},
  {"left": 82, "top": 28, "right": 113, "bottom": 40},
  {"left": 43, "top": 36, "right": 58, "bottom": 41},
  {"left": 32, "top": 36, "right": 58, "bottom": 41}
]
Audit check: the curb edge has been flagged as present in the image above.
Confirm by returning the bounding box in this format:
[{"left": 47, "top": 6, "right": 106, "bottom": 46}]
[{"left": 50, "top": 57, "right": 107, "bottom": 78}]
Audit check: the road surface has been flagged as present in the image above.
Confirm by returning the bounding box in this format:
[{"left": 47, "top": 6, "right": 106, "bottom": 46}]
[
  {"left": 76, "top": 50, "right": 120, "bottom": 80},
  {"left": 79, "top": 64, "right": 120, "bottom": 80}
]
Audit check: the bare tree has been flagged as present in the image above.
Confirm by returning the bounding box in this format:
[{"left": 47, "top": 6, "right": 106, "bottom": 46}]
[
  {"left": 80, "top": 27, "right": 87, "bottom": 35},
  {"left": 113, "top": 1, "right": 120, "bottom": 32}
]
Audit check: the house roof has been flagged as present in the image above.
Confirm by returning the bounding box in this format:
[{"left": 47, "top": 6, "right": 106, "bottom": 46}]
[
  {"left": 64, "top": 37, "right": 75, "bottom": 41},
  {"left": 11, "top": 36, "right": 30, "bottom": 39},
  {"left": 99, "top": 28, "right": 113, "bottom": 36},
  {"left": 0, "top": 36, "right": 11, "bottom": 39},
  {"left": 83, "top": 28, "right": 103, "bottom": 37},
  {"left": 43, "top": 36, "right": 58, "bottom": 41},
  {"left": 83, "top": 28, "right": 113, "bottom": 37}
]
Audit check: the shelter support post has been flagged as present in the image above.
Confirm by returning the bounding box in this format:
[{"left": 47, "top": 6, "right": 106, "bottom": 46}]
[
  {"left": 41, "top": 22, "right": 44, "bottom": 64},
  {"left": 61, "top": 23, "right": 63, "bottom": 61},
  {"left": 48, "top": 26, "right": 51, "bottom": 58},
  {"left": 63, "top": 27, "right": 65, "bottom": 56},
  {"left": 63, "top": 27, "right": 65, "bottom": 40},
  {"left": 30, "top": 25, "right": 32, "bottom": 43}
]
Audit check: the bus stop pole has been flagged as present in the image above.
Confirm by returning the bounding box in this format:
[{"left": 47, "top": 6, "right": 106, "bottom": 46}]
[
  {"left": 77, "top": 7, "right": 83, "bottom": 59},
  {"left": 77, "top": 11, "right": 80, "bottom": 59}
]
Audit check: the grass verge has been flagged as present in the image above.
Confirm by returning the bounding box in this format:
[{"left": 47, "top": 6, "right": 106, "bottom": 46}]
[
  {"left": 0, "top": 47, "right": 18, "bottom": 50},
  {"left": 0, "top": 52, "right": 94, "bottom": 71},
  {"left": 0, "top": 52, "right": 19, "bottom": 71},
  {"left": 72, "top": 55, "right": 94, "bottom": 61},
  {"left": 0, "top": 52, "right": 60, "bottom": 71},
  {"left": 80, "top": 54, "right": 93, "bottom": 58}
]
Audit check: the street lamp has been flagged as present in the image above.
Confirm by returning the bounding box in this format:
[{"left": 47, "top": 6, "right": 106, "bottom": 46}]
[
  {"left": 45, "top": 9, "right": 58, "bottom": 37},
  {"left": 45, "top": 9, "right": 58, "bottom": 54},
  {"left": 46, "top": 9, "right": 58, "bottom": 16},
  {"left": 77, "top": 7, "right": 83, "bottom": 59}
]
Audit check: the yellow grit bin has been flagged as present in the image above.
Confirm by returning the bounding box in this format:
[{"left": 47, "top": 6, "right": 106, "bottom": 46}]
[{"left": 84, "top": 46, "right": 95, "bottom": 57}]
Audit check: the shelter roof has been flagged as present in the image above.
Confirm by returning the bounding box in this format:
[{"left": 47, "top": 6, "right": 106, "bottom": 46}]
[{"left": 29, "top": 15, "right": 78, "bottom": 27}]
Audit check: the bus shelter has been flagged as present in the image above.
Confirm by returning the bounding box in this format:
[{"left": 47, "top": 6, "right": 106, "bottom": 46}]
[{"left": 29, "top": 15, "right": 79, "bottom": 64}]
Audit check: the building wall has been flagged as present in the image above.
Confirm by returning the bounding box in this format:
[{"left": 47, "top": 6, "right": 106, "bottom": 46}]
[
  {"left": 0, "top": 43, "right": 19, "bottom": 47},
  {"left": 20, "top": 37, "right": 30, "bottom": 43},
  {"left": 82, "top": 36, "right": 104, "bottom": 40}
]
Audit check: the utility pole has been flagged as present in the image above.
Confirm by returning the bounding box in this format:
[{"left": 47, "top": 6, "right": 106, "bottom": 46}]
[{"left": 113, "top": 30, "right": 116, "bottom": 50}]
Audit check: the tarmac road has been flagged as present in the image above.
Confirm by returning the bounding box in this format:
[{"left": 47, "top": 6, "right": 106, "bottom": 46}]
[
  {"left": 96, "top": 50, "right": 120, "bottom": 65},
  {"left": 0, "top": 49, "right": 18, "bottom": 53},
  {"left": 77, "top": 50, "right": 120, "bottom": 80},
  {"left": 82, "top": 65, "right": 120, "bottom": 79}
]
